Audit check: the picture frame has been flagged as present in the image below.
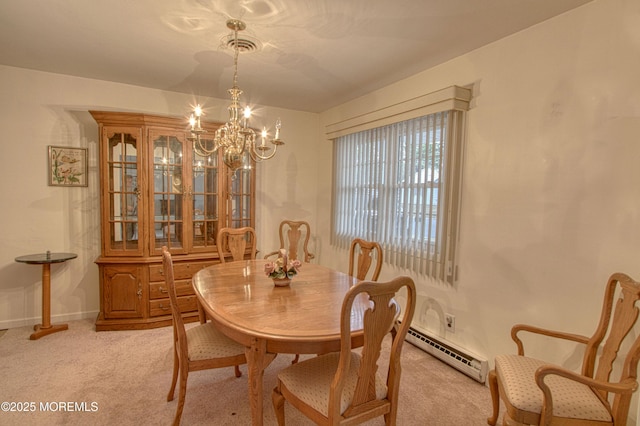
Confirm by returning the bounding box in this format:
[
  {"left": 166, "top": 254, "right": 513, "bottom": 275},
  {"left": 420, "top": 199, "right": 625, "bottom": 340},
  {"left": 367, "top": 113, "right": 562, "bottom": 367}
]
[{"left": 48, "top": 146, "right": 88, "bottom": 187}]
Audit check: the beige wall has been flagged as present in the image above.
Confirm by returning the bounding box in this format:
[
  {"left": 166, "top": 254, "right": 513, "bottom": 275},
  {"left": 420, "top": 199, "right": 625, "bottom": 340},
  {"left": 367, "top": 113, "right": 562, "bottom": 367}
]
[
  {"left": 318, "top": 0, "right": 639, "bottom": 420},
  {"left": 321, "top": 0, "right": 639, "bottom": 354},
  {"left": 0, "top": 66, "right": 319, "bottom": 328}
]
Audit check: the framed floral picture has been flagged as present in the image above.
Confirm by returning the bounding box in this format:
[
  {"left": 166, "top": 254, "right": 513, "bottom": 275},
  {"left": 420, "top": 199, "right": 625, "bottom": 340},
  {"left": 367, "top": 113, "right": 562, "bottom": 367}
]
[{"left": 48, "top": 146, "right": 88, "bottom": 187}]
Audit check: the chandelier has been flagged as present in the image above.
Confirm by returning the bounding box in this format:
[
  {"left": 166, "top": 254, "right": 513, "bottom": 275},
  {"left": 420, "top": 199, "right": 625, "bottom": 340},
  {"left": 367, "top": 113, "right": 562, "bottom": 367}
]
[{"left": 188, "top": 19, "right": 283, "bottom": 171}]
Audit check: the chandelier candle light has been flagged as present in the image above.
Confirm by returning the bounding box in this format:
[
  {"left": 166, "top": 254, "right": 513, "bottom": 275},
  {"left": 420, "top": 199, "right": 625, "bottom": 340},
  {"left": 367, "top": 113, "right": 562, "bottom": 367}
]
[{"left": 188, "top": 19, "right": 284, "bottom": 171}]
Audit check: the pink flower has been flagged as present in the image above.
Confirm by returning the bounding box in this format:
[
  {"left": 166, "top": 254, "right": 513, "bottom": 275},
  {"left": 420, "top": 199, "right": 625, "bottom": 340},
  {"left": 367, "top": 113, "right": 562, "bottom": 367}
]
[
  {"left": 290, "top": 259, "right": 302, "bottom": 271},
  {"left": 264, "top": 262, "right": 276, "bottom": 275}
]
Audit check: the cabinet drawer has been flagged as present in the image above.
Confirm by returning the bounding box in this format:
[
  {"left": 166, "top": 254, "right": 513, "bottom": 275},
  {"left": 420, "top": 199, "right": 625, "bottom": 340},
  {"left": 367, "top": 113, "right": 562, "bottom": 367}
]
[
  {"left": 149, "top": 260, "right": 216, "bottom": 282},
  {"left": 149, "top": 295, "right": 198, "bottom": 317},
  {"left": 149, "top": 279, "right": 195, "bottom": 300}
]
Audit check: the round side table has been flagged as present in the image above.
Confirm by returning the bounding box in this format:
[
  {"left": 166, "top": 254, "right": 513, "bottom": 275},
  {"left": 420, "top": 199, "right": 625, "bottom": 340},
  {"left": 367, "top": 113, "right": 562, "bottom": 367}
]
[{"left": 15, "top": 252, "right": 78, "bottom": 340}]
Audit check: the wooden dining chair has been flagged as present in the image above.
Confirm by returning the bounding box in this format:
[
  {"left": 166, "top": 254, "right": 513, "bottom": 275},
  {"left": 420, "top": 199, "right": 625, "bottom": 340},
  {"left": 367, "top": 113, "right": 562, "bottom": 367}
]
[
  {"left": 487, "top": 272, "right": 640, "bottom": 426},
  {"left": 216, "top": 226, "right": 257, "bottom": 263},
  {"left": 290, "top": 237, "right": 383, "bottom": 365},
  {"left": 264, "top": 220, "right": 315, "bottom": 263},
  {"left": 196, "top": 227, "right": 257, "bottom": 323},
  {"left": 272, "top": 276, "right": 416, "bottom": 425},
  {"left": 162, "top": 247, "right": 247, "bottom": 426},
  {"left": 348, "top": 238, "right": 383, "bottom": 281}
]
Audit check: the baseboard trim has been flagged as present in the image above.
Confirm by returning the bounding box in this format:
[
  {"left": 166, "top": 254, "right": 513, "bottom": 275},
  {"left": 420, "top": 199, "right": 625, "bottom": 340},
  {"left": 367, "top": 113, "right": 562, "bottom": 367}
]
[{"left": 0, "top": 310, "right": 99, "bottom": 330}]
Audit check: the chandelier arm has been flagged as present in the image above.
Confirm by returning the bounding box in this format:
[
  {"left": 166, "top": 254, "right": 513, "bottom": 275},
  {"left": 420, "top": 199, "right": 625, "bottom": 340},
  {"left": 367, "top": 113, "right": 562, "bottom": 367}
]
[
  {"left": 249, "top": 144, "right": 278, "bottom": 162},
  {"left": 193, "top": 136, "right": 218, "bottom": 156},
  {"left": 193, "top": 144, "right": 210, "bottom": 158}
]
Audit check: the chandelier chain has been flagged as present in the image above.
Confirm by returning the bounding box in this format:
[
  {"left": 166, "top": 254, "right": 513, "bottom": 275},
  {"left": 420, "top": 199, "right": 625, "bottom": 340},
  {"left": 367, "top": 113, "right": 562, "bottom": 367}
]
[{"left": 232, "top": 24, "right": 239, "bottom": 90}]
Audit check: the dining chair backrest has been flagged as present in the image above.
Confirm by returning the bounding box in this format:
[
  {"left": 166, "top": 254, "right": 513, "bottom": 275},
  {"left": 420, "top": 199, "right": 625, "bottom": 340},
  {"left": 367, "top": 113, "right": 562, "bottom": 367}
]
[
  {"left": 336, "top": 276, "right": 416, "bottom": 421},
  {"left": 272, "top": 275, "right": 417, "bottom": 425},
  {"left": 348, "top": 238, "right": 383, "bottom": 281},
  {"left": 162, "top": 247, "right": 187, "bottom": 362},
  {"left": 264, "top": 220, "right": 314, "bottom": 263},
  {"left": 217, "top": 227, "right": 257, "bottom": 263}
]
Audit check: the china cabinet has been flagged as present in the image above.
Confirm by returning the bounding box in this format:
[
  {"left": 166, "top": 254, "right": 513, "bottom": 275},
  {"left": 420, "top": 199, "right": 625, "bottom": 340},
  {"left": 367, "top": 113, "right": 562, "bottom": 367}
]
[{"left": 91, "top": 111, "right": 255, "bottom": 330}]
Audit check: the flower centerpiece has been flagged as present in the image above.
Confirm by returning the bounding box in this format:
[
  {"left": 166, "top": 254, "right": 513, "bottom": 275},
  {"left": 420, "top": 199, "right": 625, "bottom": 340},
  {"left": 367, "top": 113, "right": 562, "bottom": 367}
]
[{"left": 264, "top": 249, "right": 302, "bottom": 286}]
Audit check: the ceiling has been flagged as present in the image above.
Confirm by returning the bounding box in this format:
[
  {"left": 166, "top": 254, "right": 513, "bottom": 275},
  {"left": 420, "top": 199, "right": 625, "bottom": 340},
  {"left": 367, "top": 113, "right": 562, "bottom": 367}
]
[{"left": 0, "top": 0, "right": 592, "bottom": 113}]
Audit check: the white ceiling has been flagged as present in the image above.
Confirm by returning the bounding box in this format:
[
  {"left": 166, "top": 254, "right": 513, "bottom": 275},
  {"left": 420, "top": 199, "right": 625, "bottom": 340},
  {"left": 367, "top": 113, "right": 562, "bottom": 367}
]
[{"left": 0, "top": 0, "right": 592, "bottom": 113}]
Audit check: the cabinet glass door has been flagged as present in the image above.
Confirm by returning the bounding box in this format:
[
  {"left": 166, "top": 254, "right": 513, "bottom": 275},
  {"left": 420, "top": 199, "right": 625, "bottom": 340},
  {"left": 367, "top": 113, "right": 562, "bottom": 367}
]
[
  {"left": 150, "top": 131, "right": 186, "bottom": 254},
  {"left": 192, "top": 138, "right": 220, "bottom": 252},
  {"left": 228, "top": 164, "right": 254, "bottom": 229},
  {"left": 104, "top": 128, "right": 143, "bottom": 256}
]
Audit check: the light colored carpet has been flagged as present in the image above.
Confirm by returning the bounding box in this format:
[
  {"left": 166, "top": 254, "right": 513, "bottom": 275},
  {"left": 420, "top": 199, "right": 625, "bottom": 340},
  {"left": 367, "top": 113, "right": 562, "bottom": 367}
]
[{"left": 0, "top": 319, "right": 493, "bottom": 425}]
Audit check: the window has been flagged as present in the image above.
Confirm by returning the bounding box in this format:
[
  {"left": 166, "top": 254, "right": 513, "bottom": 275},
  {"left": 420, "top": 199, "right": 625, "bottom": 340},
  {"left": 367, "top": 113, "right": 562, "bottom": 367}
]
[{"left": 329, "top": 88, "right": 468, "bottom": 283}]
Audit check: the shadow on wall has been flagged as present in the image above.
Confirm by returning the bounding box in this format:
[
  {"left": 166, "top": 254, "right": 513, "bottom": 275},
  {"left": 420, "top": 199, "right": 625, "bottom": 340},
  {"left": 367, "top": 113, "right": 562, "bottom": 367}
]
[
  {"left": 415, "top": 294, "right": 448, "bottom": 336},
  {"left": 393, "top": 290, "right": 448, "bottom": 336}
]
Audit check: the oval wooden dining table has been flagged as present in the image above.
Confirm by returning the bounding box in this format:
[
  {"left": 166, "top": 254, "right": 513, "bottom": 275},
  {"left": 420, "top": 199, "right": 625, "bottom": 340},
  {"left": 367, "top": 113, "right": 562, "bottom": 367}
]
[{"left": 192, "top": 259, "right": 368, "bottom": 426}]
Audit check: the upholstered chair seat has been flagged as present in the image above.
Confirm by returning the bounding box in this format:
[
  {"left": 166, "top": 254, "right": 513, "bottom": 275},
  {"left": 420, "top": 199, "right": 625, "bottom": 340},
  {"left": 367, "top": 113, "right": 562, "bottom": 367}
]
[
  {"left": 495, "top": 354, "right": 612, "bottom": 424},
  {"left": 277, "top": 352, "right": 388, "bottom": 417},
  {"left": 186, "top": 323, "right": 247, "bottom": 361}
]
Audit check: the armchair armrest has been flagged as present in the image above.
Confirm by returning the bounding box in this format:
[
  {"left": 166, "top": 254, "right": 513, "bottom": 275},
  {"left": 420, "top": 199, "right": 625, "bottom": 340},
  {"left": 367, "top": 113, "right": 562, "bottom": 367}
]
[
  {"left": 535, "top": 365, "right": 638, "bottom": 425},
  {"left": 511, "top": 324, "right": 590, "bottom": 356}
]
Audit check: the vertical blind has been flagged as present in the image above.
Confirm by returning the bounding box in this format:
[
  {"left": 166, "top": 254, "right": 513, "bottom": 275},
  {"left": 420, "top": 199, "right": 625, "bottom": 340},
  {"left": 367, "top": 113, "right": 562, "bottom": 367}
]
[{"left": 331, "top": 110, "right": 464, "bottom": 283}]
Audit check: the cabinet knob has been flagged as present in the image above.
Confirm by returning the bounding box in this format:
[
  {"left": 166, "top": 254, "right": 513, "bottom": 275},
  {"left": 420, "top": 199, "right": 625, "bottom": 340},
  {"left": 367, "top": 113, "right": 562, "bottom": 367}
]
[
  {"left": 159, "top": 286, "right": 168, "bottom": 294},
  {"left": 159, "top": 304, "right": 170, "bottom": 311}
]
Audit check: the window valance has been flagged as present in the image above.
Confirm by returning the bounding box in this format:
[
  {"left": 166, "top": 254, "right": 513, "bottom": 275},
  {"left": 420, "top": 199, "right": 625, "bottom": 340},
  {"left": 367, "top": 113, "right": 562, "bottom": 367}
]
[{"left": 325, "top": 85, "right": 471, "bottom": 140}]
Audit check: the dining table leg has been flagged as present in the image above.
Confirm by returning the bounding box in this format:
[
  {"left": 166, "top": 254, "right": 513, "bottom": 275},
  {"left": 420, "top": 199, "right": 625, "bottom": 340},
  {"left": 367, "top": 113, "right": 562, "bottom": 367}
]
[{"left": 245, "top": 337, "right": 276, "bottom": 426}]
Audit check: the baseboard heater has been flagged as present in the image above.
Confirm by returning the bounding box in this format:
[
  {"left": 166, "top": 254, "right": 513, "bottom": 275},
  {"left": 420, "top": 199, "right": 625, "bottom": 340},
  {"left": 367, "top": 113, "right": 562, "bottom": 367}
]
[{"left": 405, "top": 325, "right": 488, "bottom": 384}]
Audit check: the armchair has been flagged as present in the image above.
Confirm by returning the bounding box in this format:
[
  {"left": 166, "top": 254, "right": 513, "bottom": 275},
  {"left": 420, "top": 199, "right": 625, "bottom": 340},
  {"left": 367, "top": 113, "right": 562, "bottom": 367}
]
[{"left": 488, "top": 272, "right": 640, "bottom": 426}]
